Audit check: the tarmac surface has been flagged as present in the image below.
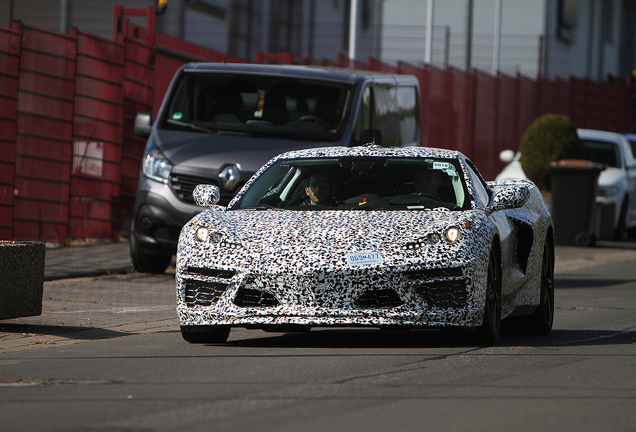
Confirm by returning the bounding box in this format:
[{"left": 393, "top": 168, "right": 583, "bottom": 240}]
[{"left": 1, "top": 238, "right": 635, "bottom": 353}]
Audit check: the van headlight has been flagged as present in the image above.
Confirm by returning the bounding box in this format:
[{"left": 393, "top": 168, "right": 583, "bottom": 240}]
[
  {"left": 143, "top": 139, "right": 172, "bottom": 184},
  {"left": 597, "top": 185, "right": 620, "bottom": 198}
]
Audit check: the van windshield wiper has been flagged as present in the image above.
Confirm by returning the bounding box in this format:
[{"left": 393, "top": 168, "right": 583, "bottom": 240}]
[{"left": 167, "top": 119, "right": 214, "bottom": 133}]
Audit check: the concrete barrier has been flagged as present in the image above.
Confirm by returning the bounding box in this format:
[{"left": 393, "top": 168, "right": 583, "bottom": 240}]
[{"left": 0, "top": 241, "right": 45, "bottom": 320}]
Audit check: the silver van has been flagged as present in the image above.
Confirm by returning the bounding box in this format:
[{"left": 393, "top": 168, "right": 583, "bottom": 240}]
[{"left": 131, "top": 63, "right": 420, "bottom": 273}]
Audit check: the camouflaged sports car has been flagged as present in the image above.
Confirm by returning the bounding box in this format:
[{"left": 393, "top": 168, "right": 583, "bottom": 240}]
[{"left": 176, "top": 145, "right": 554, "bottom": 344}]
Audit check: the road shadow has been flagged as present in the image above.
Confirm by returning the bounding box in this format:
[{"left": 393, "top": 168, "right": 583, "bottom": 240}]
[
  {"left": 219, "top": 327, "right": 635, "bottom": 349},
  {"left": 0, "top": 323, "right": 130, "bottom": 341},
  {"left": 556, "top": 277, "right": 634, "bottom": 289}
]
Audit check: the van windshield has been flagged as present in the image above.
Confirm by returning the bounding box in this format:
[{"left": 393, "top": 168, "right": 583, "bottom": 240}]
[{"left": 162, "top": 73, "right": 353, "bottom": 142}]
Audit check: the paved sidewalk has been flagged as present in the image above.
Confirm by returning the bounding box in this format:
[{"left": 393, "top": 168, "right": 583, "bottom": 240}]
[{"left": 44, "top": 241, "right": 134, "bottom": 281}]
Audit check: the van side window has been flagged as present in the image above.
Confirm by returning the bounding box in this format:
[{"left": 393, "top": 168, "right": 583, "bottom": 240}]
[
  {"left": 375, "top": 85, "right": 419, "bottom": 147},
  {"left": 354, "top": 85, "right": 419, "bottom": 147},
  {"left": 397, "top": 86, "right": 418, "bottom": 146},
  {"left": 374, "top": 85, "right": 398, "bottom": 147},
  {"left": 353, "top": 86, "right": 373, "bottom": 146}
]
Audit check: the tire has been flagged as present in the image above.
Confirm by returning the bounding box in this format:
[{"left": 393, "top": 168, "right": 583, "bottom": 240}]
[
  {"left": 527, "top": 242, "right": 555, "bottom": 334},
  {"left": 614, "top": 198, "right": 628, "bottom": 241},
  {"left": 181, "top": 325, "right": 231, "bottom": 343},
  {"left": 129, "top": 233, "right": 172, "bottom": 274},
  {"left": 503, "top": 240, "right": 554, "bottom": 335},
  {"left": 477, "top": 248, "right": 502, "bottom": 344}
]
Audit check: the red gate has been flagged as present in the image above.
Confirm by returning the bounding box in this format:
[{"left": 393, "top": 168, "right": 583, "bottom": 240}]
[
  {"left": 13, "top": 23, "right": 76, "bottom": 242},
  {"left": 0, "top": 26, "right": 20, "bottom": 240}
]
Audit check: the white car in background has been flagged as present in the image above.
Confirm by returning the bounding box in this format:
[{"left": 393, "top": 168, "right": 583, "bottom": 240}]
[{"left": 497, "top": 129, "right": 636, "bottom": 239}]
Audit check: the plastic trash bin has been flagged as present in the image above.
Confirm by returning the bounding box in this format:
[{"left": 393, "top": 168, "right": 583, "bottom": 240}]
[{"left": 549, "top": 159, "right": 606, "bottom": 247}]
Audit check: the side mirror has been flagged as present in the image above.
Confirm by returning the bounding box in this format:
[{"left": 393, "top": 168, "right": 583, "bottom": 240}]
[
  {"left": 491, "top": 185, "right": 530, "bottom": 211},
  {"left": 499, "top": 149, "right": 516, "bottom": 164},
  {"left": 134, "top": 112, "right": 153, "bottom": 138},
  {"left": 193, "top": 184, "right": 221, "bottom": 208},
  {"left": 361, "top": 129, "right": 383, "bottom": 146}
]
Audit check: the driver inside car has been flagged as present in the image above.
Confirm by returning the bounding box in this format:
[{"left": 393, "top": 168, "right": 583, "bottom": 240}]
[
  {"left": 303, "top": 172, "right": 337, "bottom": 206},
  {"left": 413, "top": 167, "right": 443, "bottom": 197}
]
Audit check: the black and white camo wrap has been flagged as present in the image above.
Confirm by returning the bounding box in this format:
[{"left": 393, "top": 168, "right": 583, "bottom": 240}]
[{"left": 176, "top": 146, "right": 552, "bottom": 329}]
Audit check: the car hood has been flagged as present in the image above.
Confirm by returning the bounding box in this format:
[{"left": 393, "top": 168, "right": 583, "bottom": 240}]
[
  {"left": 495, "top": 157, "right": 625, "bottom": 189},
  {"left": 154, "top": 129, "right": 329, "bottom": 173},
  {"left": 178, "top": 209, "right": 491, "bottom": 273}
]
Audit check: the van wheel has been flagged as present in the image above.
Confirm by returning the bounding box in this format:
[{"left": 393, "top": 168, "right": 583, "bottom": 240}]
[{"left": 130, "top": 234, "right": 171, "bottom": 274}]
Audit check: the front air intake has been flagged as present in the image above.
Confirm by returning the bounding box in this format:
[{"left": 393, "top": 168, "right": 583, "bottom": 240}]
[
  {"left": 234, "top": 288, "right": 279, "bottom": 307},
  {"left": 355, "top": 289, "right": 403, "bottom": 308},
  {"left": 184, "top": 280, "right": 229, "bottom": 307}
]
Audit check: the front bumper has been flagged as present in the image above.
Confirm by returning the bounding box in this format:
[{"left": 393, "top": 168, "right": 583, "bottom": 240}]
[{"left": 175, "top": 259, "right": 489, "bottom": 329}]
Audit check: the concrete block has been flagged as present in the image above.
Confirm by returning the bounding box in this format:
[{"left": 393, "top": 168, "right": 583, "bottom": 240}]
[{"left": 0, "top": 241, "right": 45, "bottom": 320}]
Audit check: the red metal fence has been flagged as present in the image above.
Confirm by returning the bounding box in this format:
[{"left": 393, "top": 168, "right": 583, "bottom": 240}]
[{"left": 0, "top": 16, "right": 634, "bottom": 243}]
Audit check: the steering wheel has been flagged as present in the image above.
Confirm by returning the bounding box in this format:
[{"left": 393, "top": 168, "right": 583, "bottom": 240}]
[{"left": 298, "top": 115, "right": 330, "bottom": 129}]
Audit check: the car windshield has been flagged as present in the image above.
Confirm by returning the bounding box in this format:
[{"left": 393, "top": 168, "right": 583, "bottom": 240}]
[
  {"left": 581, "top": 139, "right": 621, "bottom": 168},
  {"left": 162, "top": 72, "right": 352, "bottom": 142},
  {"left": 232, "top": 157, "right": 470, "bottom": 211}
]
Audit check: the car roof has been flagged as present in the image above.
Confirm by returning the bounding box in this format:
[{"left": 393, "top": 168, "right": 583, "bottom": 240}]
[
  {"left": 577, "top": 129, "right": 627, "bottom": 142},
  {"left": 180, "top": 62, "right": 419, "bottom": 86},
  {"left": 273, "top": 145, "right": 464, "bottom": 161}
]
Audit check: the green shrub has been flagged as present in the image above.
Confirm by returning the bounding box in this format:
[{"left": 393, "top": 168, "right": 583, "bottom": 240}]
[{"left": 519, "top": 114, "right": 583, "bottom": 191}]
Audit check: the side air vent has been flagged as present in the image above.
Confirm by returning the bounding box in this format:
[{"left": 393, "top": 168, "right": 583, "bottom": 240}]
[
  {"left": 184, "top": 280, "right": 229, "bottom": 307},
  {"left": 234, "top": 288, "right": 279, "bottom": 307},
  {"left": 355, "top": 289, "right": 403, "bottom": 308}
]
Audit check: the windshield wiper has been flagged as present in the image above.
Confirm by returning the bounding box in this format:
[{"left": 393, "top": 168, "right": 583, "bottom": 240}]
[
  {"left": 242, "top": 205, "right": 282, "bottom": 211},
  {"left": 167, "top": 119, "right": 215, "bottom": 133}
]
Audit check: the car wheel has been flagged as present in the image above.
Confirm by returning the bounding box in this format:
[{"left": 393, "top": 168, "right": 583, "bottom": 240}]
[
  {"left": 477, "top": 248, "right": 501, "bottom": 344},
  {"left": 614, "top": 198, "right": 628, "bottom": 240},
  {"left": 503, "top": 240, "right": 554, "bottom": 335},
  {"left": 527, "top": 242, "right": 555, "bottom": 334},
  {"left": 129, "top": 232, "right": 172, "bottom": 274},
  {"left": 180, "top": 325, "right": 231, "bottom": 343}
]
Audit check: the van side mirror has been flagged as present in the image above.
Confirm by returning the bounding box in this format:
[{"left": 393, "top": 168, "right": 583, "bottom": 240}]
[
  {"left": 361, "top": 129, "right": 383, "bottom": 146},
  {"left": 134, "top": 112, "right": 153, "bottom": 138}
]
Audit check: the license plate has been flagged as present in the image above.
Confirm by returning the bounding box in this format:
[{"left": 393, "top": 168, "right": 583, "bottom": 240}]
[{"left": 346, "top": 251, "right": 384, "bottom": 267}]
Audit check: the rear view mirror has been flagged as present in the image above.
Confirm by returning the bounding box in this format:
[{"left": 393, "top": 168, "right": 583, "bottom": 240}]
[
  {"left": 361, "top": 129, "right": 383, "bottom": 146},
  {"left": 134, "top": 112, "right": 153, "bottom": 138},
  {"left": 499, "top": 149, "right": 516, "bottom": 163},
  {"left": 491, "top": 185, "right": 530, "bottom": 211}
]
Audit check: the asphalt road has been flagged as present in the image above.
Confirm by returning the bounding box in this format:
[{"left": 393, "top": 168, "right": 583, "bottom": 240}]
[{"left": 1, "top": 243, "right": 635, "bottom": 432}]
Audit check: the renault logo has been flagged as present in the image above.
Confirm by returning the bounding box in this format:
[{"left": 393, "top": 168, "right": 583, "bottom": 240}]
[{"left": 219, "top": 165, "right": 240, "bottom": 189}]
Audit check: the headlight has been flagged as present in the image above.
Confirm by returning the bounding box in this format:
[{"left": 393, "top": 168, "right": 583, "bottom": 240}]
[
  {"left": 195, "top": 227, "right": 223, "bottom": 243},
  {"left": 597, "top": 185, "right": 620, "bottom": 198},
  {"left": 195, "top": 227, "right": 209, "bottom": 242},
  {"left": 143, "top": 139, "right": 172, "bottom": 184},
  {"left": 444, "top": 227, "right": 460, "bottom": 242}
]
